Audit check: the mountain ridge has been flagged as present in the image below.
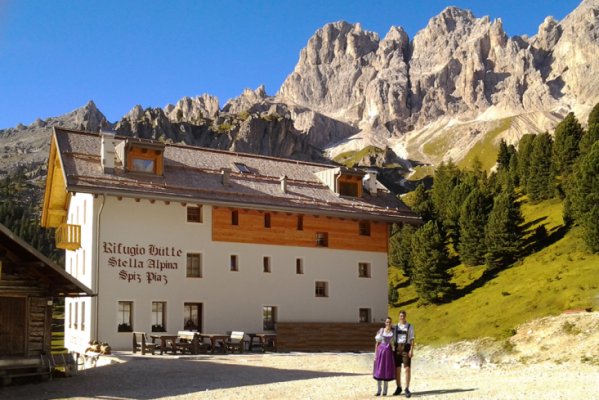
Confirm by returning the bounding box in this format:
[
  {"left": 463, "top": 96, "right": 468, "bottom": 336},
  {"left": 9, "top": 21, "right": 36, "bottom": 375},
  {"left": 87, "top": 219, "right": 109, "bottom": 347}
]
[{"left": 2, "top": 0, "right": 597, "bottom": 178}]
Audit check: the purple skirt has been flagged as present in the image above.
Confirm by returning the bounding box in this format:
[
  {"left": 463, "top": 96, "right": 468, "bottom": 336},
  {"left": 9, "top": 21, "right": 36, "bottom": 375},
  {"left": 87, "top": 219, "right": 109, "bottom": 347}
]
[{"left": 373, "top": 342, "right": 395, "bottom": 381}]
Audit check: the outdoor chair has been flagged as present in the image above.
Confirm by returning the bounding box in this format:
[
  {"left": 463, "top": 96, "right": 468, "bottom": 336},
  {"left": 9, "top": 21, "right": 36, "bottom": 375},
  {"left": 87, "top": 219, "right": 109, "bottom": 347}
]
[
  {"left": 172, "top": 331, "right": 207, "bottom": 354},
  {"left": 224, "top": 331, "right": 245, "bottom": 353},
  {"left": 132, "top": 332, "right": 157, "bottom": 355}
]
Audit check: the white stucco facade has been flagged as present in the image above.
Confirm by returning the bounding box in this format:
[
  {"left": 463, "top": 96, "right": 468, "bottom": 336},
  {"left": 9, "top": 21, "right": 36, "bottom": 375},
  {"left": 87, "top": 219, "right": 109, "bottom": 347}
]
[{"left": 64, "top": 195, "right": 389, "bottom": 351}]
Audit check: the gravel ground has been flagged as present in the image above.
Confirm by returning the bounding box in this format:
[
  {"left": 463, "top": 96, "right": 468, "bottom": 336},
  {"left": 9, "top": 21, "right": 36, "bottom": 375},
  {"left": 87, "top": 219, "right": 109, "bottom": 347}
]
[{"left": 1, "top": 351, "right": 598, "bottom": 400}]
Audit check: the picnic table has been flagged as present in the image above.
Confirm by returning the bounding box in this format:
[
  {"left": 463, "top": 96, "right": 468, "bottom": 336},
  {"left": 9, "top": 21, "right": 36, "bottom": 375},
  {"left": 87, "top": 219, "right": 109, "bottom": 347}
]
[
  {"left": 200, "top": 334, "right": 230, "bottom": 354},
  {"left": 247, "top": 333, "right": 277, "bottom": 352},
  {"left": 150, "top": 334, "right": 179, "bottom": 355}
]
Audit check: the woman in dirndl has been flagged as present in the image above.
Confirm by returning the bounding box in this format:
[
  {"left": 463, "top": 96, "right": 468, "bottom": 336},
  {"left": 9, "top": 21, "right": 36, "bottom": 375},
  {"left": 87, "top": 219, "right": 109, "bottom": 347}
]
[{"left": 373, "top": 316, "right": 396, "bottom": 396}]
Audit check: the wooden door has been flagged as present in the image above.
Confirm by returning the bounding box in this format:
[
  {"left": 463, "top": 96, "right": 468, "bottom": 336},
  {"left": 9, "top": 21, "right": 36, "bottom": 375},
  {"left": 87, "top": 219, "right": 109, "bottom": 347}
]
[{"left": 0, "top": 297, "right": 26, "bottom": 356}]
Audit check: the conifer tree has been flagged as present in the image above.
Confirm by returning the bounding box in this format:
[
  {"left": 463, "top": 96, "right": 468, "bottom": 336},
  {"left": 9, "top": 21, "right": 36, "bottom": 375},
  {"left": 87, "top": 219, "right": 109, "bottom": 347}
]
[
  {"left": 431, "top": 160, "right": 462, "bottom": 229},
  {"left": 552, "top": 112, "right": 584, "bottom": 177},
  {"left": 389, "top": 224, "right": 417, "bottom": 278},
  {"left": 484, "top": 189, "right": 523, "bottom": 269},
  {"left": 410, "top": 184, "right": 435, "bottom": 222},
  {"left": 458, "top": 187, "right": 490, "bottom": 266},
  {"left": 527, "top": 133, "right": 554, "bottom": 201},
  {"left": 579, "top": 123, "right": 599, "bottom": 157},
  {"left": 587, "top": 102, "right": 599, "bottom": 126},
  {"left": 497, "top": 139, "right": 511, "bottom": 170},
  {"left": 567, "top": 141, "right": 599, "bottom": 252},
  {"left": 516, "top": 134, "right": 536, "bottom": 190},
  {"left": 411, "top": 221, "right": 452, "bottom": 304}
]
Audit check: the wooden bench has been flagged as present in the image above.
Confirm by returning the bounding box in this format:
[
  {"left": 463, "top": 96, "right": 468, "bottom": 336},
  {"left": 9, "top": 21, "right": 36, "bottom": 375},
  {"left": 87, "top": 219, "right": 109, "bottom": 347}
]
[
  {"left": 172, "top": 331, "right": 207, "bottom": 355},
  {"left": 132, "top": 332, "right": 158, "bottom": 355},
  {"left": 224, "top": 331, "right": 245, "bottom": 353},
  {"left": 0, "top": 357, "right": 52, "bottom": 385}
]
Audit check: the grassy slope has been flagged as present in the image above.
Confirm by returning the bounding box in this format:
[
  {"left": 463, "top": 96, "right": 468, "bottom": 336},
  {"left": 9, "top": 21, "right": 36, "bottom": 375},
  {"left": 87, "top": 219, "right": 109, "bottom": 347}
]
[{"left": 389, "top": 197, "right": 599, "bottom": 345}]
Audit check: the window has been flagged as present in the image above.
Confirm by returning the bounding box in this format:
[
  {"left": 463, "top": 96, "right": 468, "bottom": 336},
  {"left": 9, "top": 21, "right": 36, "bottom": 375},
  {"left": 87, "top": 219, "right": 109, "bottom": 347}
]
[
  {"left": 359, "top": 308, "right": 371, "bottom": 323},
  {"left": 359, "top": 221, "right": 371, "bottom": 236},
  {"left": 297, "top": 215, "right": 304, "bottom": 231},
  {"left": 117, "top": 301, "right": 133, "bottom": 332},
  {"left": 316, "top": 232, "right": 328, "bottom": 247},
  {"left": 358, "top": 262, "right": 371, "bottom": 278},
  {"left": 152, "top": 302, "right": 166, "bottom": 332},
  {"left": 68, "top": 303, "right": 72, "bottom": 328},
  {"left": 183, "top": 303, "right": 202, "bottom": 332},
  {"left": 296, "top": 258, "right": 303, "bottom": 274},
  {"left": 81, "top": 301, "right": 85, "bottom": 331},
  {"left": 186, "top": 253, "right": 202, "bottom": 278},
  {"left": 315, "top": 281, "right": 328, "bottom": 297},
  {"left": 339, "top": 181, "right": 359, "bottom": 197},
  {"left": 74, "top": 302, "right": 79, "bottom": 330},
  {"left": 232, "top": 210, "right": 239, "bottom": 226},
  {"left": 230, "top": 255, "right": 238, "bottom": 271},
  {"left": 263, "top": 256, "right": 271, "bottom": 273},
  {"left": 187, "top": 206, "right": 203, "bottom": 223},
  {"left": 234, "top": 162, "right": 251, "bottom": 173},
  {"left": 263, "top": 306, "right": 277, "bottom": 331},
  {"left": 131, "top": 157, "right": 155, "bottom": 173},
  {"left": 264, "top": 213, "right": 271, "bottom": 228}
]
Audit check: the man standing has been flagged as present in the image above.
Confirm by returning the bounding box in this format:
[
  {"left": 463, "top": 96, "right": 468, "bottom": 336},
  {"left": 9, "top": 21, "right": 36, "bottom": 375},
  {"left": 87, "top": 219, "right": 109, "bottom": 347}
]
[{"left": 393, "top": 310, "right": 415, "bottom": 397}]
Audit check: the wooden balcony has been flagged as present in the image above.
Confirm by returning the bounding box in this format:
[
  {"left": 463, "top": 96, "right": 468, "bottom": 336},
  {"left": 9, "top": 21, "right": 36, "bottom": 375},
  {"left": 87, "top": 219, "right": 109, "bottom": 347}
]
[{"left": 55, "top": 224, "right": 81, "bottom": 250}]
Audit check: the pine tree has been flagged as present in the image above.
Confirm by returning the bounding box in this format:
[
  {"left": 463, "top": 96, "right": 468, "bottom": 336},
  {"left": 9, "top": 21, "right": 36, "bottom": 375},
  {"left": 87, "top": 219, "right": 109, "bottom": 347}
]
[
  {"left": 485, "top": 190, "right": 523, "bottom": 270},
  {"left": 497, "top": 139, "right": 511, "bottom": 170},
  {"left": 552, "top": 112, "right": 584, "bottom": 177},
  {"left": 458, "top": 187, "right": 490, "bottom": 266},
  {"left": 410, "top": 184, "right": 435, "bottom": 222},
  {"left": 431, "top": 160, "right": 462, "bottom": 229},
  {"left": 567, "top": 141, "right": 599, "bottom": 252},
  {"left": 516, "top": 134, "right": 536, "bottom": 190},
  {"left": 389, "top": 224, "right": 417, "bottom": 278},
  {"left": 579, "top": 123, "right": 599, "bottom": 157},
  {"left": 588, "top": 102, "right": 599, "bottom": 126},
  {"left": 411, "top": 221, "right": 452, "bottom": 304},
  {"left": 527, "top": 133, "right": 555, "bottom": 201}
]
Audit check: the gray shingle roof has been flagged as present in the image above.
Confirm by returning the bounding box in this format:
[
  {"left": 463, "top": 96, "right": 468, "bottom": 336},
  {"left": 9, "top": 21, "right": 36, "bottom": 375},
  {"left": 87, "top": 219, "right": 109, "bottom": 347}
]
[{"left": 54, "top": 127, "right": 419, "bottom": 223}]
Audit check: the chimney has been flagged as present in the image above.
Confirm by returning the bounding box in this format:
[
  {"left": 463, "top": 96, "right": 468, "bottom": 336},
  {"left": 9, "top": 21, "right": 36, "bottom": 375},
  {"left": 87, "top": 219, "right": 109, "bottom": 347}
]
[
  {"left": 362, "top": 169, "right": 378, "bottom": 196},
  {"left": 279, "top": 175, "right": 287, "bottom": 193},
  {"left": 100, "top": 130, "right": 117, "bottom": 173},
  {"left": 221, "top": 168, "right": 231, "bottom": 186}
]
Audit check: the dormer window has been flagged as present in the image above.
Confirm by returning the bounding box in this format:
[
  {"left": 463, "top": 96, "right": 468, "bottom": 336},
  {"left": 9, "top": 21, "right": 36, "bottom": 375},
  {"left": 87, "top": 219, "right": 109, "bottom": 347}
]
[
  {"left": 339, "top": 181, "right": 359, "bottom": 197},
  {"left": 124, "top": 139, "right": 165, "bottom": 176}
]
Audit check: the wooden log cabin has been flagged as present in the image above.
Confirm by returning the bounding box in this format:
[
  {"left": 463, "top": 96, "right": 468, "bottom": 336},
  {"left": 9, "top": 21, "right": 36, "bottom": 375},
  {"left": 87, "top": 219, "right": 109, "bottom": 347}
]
[
  {"left": 41, "top": 127, "right": 420, "bottom": 351},
  {"left": 0, "top": 223, "right": 92, "bottom": 384}
]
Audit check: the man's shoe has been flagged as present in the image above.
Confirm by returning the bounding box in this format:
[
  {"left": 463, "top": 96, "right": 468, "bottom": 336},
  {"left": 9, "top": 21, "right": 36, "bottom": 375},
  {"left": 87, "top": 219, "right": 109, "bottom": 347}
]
[
  {"left": 393, "top": 387, "right": 402, "bottom": 396},
  {"left": 375, "top": 392, "right": 381, "bottom": 396},
  {"left": 404, "top": 388, "right": 411, "bottom": 398}
]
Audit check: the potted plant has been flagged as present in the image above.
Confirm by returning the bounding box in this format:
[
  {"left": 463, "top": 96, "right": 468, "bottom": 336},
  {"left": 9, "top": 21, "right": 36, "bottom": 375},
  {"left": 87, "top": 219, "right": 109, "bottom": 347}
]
[
  {"left": 118, "top": 323, "right": 132, "bottom": 332},
  {"left": 151, "top": 324, "right": 166, "bottom": 332}
]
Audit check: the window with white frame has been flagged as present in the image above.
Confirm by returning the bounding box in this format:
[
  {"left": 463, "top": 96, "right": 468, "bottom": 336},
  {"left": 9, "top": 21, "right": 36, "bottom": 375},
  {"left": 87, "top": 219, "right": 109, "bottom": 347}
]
[
  {"left": 186, "top": 253, "right": 202, "bottom": 278},
  {"left": 359, "top": 308, "right": 371, "bottom": 323},
  {"left": 152, "top": 302, "right": 166, "bottom": 332},
  {"left": 315, "top": 281, "right": 328, "bottom": 297},
  {"left": 296, "top": 258, "right": 303, "bottom": 274},
  {"left": 230, "top": 255, "right": 239, "bottom": 271},
  {"left": 187, "top": 205, "right": 203, "bottom": 223},
  {"left": 358, "top": 262, "right": 371, "bottom": 278},
  {"left": 117, "top": 301, "right": 133, "bottom": 332}
]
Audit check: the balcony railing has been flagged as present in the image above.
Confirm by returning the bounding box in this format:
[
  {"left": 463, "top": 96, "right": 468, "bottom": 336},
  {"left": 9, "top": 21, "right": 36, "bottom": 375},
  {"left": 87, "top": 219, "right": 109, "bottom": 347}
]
[{"left": 56, "top": 224, "right": 81, "bottom": 250}]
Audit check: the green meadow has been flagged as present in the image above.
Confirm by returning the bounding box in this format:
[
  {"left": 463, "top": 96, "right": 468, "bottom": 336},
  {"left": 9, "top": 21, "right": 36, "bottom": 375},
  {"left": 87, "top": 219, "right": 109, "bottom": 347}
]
[{"left": 389, "top": 196, "right": 599, "bottom": 345}]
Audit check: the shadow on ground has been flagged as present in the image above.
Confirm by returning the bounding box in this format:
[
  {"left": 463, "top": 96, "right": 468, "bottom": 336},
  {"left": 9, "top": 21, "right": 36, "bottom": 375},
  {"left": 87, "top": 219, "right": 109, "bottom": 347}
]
[
  {"left": 0, "top": 354, "right": 363, "bottom": 400},
  {"left": 411, "top": 388, "right": 477, "bottom": 397}
]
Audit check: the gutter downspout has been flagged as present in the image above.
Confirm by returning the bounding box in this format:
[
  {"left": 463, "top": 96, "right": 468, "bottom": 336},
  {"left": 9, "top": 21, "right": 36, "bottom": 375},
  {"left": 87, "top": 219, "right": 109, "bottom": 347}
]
[{"left": 94, "top": 194, "right": 106, "bottom": 341}]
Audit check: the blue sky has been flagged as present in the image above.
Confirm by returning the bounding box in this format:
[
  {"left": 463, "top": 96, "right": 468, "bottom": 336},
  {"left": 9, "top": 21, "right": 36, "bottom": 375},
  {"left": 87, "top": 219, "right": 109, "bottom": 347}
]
[{"left": 0, "top": 0, "right": 582, "bottom": 129}]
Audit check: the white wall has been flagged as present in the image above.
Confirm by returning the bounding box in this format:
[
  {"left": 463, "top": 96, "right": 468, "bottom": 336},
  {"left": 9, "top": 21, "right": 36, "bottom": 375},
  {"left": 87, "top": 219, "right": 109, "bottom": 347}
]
[{"left": 71, "top": 196, "right": 388, "bottom": 350}]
